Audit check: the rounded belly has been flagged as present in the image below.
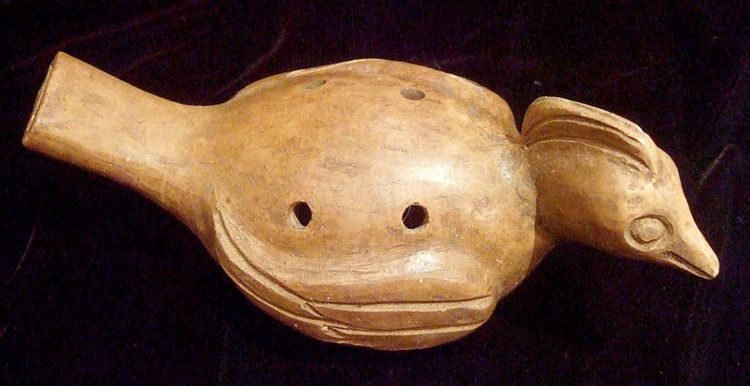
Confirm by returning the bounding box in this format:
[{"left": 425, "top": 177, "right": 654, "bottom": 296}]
[
  {"left": 201, "top": 59, "right": 543, "bottom": 349},
  {"left": 213, "top": 198, "right": 541, "bottom": 349}
]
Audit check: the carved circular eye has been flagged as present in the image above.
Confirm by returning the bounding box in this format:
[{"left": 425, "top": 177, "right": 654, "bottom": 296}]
[{"left": 629, "top": 216, "right": 668, "bottom": 244}]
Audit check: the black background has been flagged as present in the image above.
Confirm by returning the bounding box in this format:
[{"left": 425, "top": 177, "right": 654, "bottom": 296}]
[{"left": 2, "top": 1, "right": 749, "bottom": 385}]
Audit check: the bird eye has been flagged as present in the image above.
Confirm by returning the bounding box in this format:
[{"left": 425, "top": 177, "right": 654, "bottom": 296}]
[{"left": 629, "top": 215, "right": 669, "bottom": 245}]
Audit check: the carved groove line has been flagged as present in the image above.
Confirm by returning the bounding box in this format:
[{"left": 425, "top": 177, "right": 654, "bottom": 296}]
[
  {"left": 312, "top": 295, "right": 493, "bottom": 312},
  {"left": 330, "top": 322, "right": 483, "bottom": 338},
  {"left": 216, "top": 206, "right": 319, "bottom": 306},
  {"left": 663, "top": 251, "right": 712, "bottom": 279},
  {"left": 213, "top": 206, "right": 493, "bottom": 336},
  {"left": 525, "top": 116, "right": 644, "bottom": 147},
  {"left": 525, "top": 116, "right": 654, "bottom": 172},
  {"left": 214, "top": 209, "right": 342, "bottom": 329},
  {"left": 528, "top": 138, "right": 649, "bottom": 172}
]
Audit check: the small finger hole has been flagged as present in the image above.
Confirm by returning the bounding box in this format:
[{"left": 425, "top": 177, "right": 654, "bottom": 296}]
[
  {"left": 290, "top": 201, "right": 312, "bottom": 228},
  {"left": 402, "top": 204, "right": 428, "bottom": 229}
]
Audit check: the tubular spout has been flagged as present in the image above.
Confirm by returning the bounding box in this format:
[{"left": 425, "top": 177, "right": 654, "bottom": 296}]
[{"left": 23, "top": 52, "right": 208, "bottom": 231}]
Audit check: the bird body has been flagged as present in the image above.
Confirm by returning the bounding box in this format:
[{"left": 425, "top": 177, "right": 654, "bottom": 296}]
[{"left": 23, "top": 53, "right": 718, "bottom": 350}]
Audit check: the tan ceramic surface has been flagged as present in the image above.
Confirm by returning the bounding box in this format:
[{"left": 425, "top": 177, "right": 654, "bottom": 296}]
[{"left": 23, "top": 52, "right": 719, "bottom": 350}]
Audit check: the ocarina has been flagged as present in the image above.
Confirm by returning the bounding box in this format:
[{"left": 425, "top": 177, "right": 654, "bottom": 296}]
[{"left": 23, "top": 52, "right": 719, "bottom": 350}]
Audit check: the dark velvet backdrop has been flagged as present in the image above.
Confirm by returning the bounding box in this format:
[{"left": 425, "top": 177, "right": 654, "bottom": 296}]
[{"left": 2, "top": 1, "right": 748, "bottom": 385}]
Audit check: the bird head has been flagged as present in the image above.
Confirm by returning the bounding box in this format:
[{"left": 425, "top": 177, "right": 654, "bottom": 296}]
[{"left": 522, "top": 97, "right": 719, "bottom": 279}]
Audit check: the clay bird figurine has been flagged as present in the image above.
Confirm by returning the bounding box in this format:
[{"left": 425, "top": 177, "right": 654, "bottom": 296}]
[{"left": 23, "top": 52, "right": 719, "bottom": 350}]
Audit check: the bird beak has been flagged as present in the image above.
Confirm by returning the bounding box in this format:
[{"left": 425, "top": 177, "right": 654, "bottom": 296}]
[{"left": 663, "top": 225, "right": 720, "bottom": 280}]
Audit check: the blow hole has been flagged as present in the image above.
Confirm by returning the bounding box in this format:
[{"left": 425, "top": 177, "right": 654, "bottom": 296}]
[
  {"left": 402, "top": 204, "right": 428, "bottom": 229},
  {"left": 291, "top": 201, "right": 312, "bottom": 228},
  {"left": 400, "top": 88, "right": 425, "bottom": 100}
]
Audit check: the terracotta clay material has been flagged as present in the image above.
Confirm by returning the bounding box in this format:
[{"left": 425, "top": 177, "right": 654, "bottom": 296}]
[{"left": 22, "top": 52, "right": 719, "bottom": 350}]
